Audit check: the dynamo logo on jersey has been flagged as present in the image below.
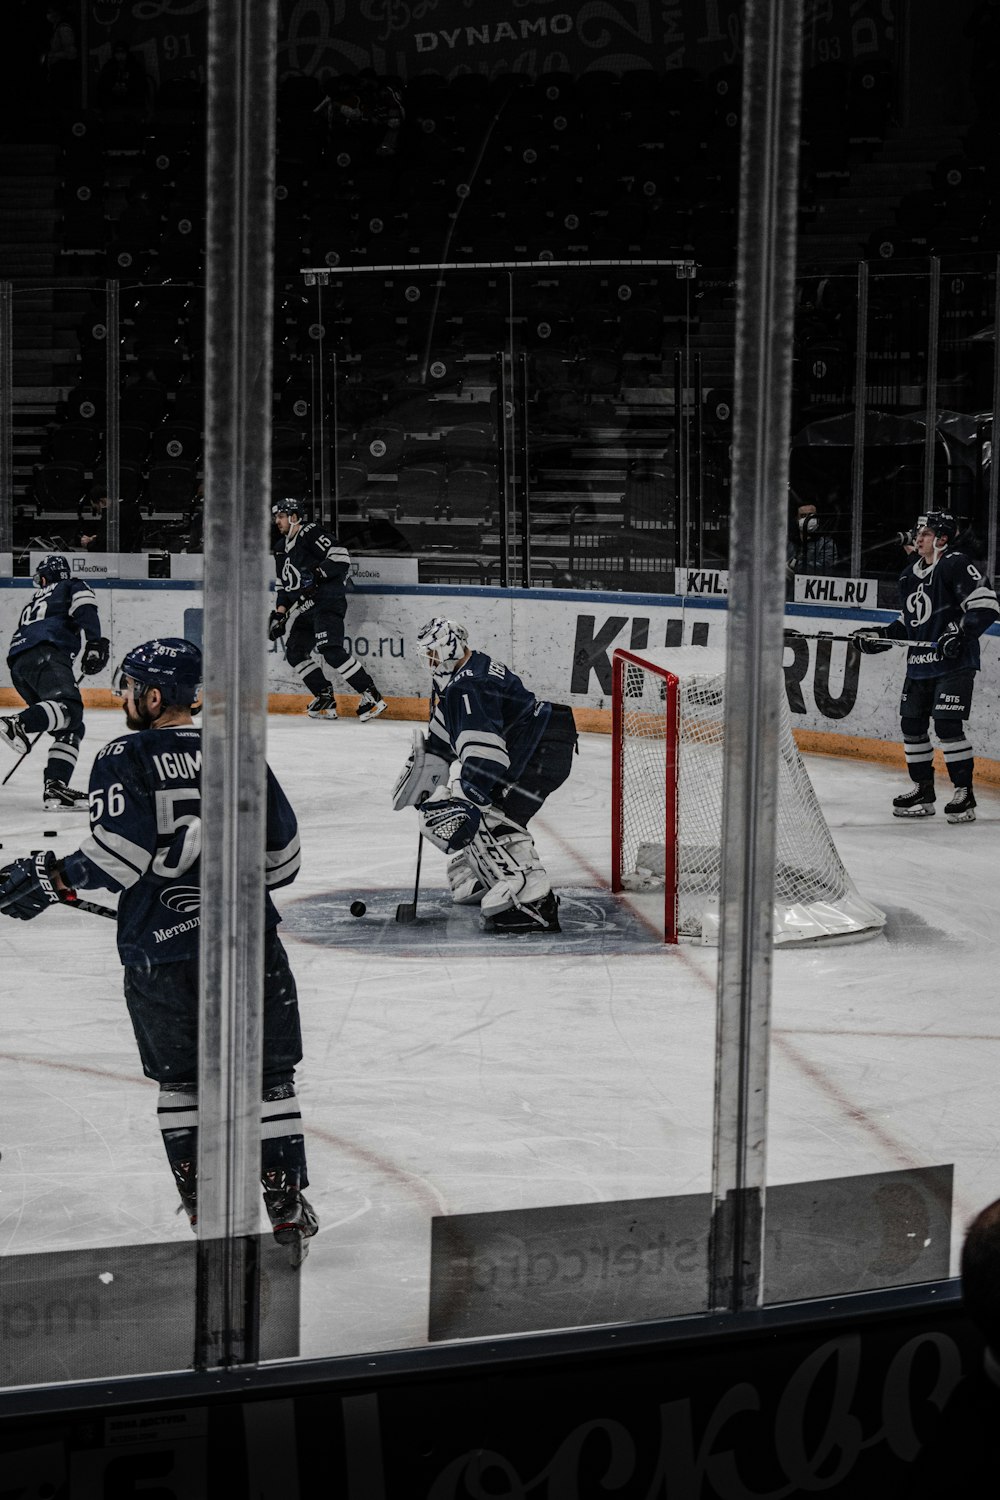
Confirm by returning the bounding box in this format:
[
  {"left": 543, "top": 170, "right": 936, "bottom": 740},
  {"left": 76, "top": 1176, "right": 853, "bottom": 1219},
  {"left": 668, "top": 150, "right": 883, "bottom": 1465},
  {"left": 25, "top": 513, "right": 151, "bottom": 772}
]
[
  {"left": 906, "top": 583, "right": 932, "bottom": 625},
  {"left": 160, "top": 885, "right": 201, "bottom": 914}
]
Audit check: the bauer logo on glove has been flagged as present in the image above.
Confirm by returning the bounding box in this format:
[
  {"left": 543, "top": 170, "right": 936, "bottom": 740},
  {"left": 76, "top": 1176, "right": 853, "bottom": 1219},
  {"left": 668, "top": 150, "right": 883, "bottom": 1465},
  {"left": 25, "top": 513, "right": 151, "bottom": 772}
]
[{"left": 0, "top": 851, "right": 64, "bottom": 920}]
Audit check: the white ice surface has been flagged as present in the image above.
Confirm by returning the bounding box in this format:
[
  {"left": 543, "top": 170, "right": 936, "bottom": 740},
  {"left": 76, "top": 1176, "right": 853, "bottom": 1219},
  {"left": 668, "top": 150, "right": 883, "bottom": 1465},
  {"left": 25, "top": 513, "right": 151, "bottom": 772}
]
[{"left": 1, "top": 710, "right": 998, "bottom": 1362}]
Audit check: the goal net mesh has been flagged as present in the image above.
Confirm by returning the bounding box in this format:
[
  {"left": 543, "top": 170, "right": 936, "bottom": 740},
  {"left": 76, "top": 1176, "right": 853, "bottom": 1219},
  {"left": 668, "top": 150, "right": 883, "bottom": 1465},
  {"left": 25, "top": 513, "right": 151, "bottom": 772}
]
[{"left": 613, "top": 647, "right": 885, "bottom": 944}]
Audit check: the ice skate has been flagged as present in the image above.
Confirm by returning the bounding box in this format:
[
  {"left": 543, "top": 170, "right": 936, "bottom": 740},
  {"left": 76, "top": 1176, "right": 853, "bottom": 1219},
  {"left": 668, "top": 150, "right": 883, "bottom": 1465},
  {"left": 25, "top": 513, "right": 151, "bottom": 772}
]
[
  {"left": 485, "top": 891, "right": 562, "bottom": 934},
  {"left": 262, "top": 1172, "right": 319, "bottom": 1266},
  {"left": 944, "top": 786, "right": 976, "bottom": 824},
  {"left": 356, "top": 690, "right": 387, "bottom": 722},
  {"left": 43, "top": 779, "right": 89, "bottom": 810},
  {"left": 892, "top": 782, "right": 935, "bottom": 818},
  {"left": 306, "top": 689, "right": 337, "bottom": 720},
  {"left": 0, "top": 716, "right": 29, "bottom": 755}
]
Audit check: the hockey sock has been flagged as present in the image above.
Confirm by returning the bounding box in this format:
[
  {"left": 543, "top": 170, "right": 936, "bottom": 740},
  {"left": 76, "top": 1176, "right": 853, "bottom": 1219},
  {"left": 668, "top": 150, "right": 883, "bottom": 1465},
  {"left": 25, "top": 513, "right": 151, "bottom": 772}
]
[
  {"left": 18, "top": 700, "right": 70, "bottom": 737},
  {"left": 342, "top": 664, "right": 378, "bottom": 697},
  {"left": 45, "top": 736, "right": 81, "bottom": 786},
  {"left": 901, "top": 724, "right": 933, "bottom": 782},
  {"left": 157, "top": 1084, "right": 199, "bottom": 1173},
  {"left": 260, "top": 1081, "right": 308, "bottom": 1188},
  {"left": 936, "top": 720, "right": 973, "bottom": 787}
]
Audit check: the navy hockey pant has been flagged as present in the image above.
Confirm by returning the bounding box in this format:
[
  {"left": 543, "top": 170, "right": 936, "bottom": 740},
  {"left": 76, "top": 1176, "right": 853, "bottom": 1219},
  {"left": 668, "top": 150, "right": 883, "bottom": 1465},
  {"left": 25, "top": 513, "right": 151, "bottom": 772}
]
[
  {"left": 284, "top": 597, "right": 379, "bottom": 700},
  {"left": 123, "top": 927, "right": 309, "bottom": 1188},
  {"left": 899, "top": 669, "right": 976, "bottom": 788},
  {"left": 8, "top": 644, "right": 84, "bottom": 786},
  {"left": 495, "top": 704, "right": 578, "bottom": 827}
]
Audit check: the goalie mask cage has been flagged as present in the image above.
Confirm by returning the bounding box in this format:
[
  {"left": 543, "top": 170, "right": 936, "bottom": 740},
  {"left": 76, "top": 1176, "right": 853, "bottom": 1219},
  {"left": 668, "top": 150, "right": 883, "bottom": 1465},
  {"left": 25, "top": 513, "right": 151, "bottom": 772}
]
[{"left": 611, "top": 647, "right": 886, "bottom": 946}]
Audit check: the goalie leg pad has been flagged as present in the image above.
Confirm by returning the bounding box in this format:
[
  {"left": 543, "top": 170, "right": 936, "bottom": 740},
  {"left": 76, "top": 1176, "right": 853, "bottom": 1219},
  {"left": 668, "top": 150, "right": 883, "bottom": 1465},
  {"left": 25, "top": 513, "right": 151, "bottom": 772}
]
[
  {"left": 447, "top": 849, "right": 487, "bottom": 905},
  {"left": 462, "top": 819, "right": 553, "bottom": 918}
]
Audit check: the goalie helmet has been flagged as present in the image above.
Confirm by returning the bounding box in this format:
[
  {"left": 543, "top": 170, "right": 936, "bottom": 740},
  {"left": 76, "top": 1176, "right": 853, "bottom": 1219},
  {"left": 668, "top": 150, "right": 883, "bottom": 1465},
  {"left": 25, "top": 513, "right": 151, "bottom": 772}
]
[
  {"left": 33, "top": 554, "right": 70, "bottom": 587},
  {"left": 919, "top": 511, "right": 956, "bottom": 541},
  {"left": 116, "top": 637, "right": 202, "bottom": 706},
  {"left": 416, "top": 617, "right": 469, "bottom": 675}
]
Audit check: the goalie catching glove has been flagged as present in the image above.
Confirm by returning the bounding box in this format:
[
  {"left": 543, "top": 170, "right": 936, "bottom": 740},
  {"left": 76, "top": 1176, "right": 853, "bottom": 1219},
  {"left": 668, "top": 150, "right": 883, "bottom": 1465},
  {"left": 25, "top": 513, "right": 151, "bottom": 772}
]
[
  {"left": 0, "top": 851, "right": 74, "bottom": 921},
  {"left": 419, "top": 795, "right": 481, "bottom": 853}
]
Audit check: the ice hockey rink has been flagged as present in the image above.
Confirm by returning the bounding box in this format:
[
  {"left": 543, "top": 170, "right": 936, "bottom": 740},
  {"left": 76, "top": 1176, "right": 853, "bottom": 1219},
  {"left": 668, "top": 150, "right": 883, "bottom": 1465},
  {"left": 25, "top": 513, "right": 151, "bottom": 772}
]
[{"left": 1, "top": 707, "right": 998, "bottom": 1365}]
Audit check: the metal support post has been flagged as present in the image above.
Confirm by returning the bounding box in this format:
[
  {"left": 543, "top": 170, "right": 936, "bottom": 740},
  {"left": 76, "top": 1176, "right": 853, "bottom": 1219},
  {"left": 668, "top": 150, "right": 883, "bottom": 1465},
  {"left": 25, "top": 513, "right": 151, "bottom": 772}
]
[
  {"left": 850, "top": 261, "right": 869, "bottom": 579},
  {"left": 923, "top": 255, "right": 941, "bottom": 513},
  {"left": 708, "top": 0, "right": 803, "bottom": 1316},
  {"left": 104, "top": 280, "right": 120, "bottom": 555},
  {"left": 197, "top": 0, "right": 279, "bottom": 1371}
]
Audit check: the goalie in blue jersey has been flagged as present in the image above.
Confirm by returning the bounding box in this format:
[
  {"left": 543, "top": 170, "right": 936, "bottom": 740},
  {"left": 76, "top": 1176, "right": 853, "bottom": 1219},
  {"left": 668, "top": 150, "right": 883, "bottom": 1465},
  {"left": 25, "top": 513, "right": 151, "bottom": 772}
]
[
  {"left": 0, "top": 637, "right": 318, "bottom": 1263},
  {"left": 393, "top": 618, "right": 577, "bottom": 933}
]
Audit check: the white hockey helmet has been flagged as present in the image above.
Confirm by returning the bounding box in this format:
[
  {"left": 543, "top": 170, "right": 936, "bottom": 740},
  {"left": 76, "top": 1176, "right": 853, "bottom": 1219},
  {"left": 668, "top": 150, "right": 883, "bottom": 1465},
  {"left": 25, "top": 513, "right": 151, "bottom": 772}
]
[{"left": 416, "top": 617, "right": 469, "bottom": 675}]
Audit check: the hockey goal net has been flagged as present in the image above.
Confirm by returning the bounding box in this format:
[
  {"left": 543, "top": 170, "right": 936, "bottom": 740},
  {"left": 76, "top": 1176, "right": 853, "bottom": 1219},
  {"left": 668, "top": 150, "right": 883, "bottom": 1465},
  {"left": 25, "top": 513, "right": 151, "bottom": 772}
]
[{"left": 611, "top": 646, "right": 885, "bottom": 945}]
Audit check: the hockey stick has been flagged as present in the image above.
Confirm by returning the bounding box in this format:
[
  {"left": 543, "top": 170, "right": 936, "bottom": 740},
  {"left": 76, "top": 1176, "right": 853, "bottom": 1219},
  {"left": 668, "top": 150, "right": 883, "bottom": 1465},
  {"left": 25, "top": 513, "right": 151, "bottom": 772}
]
[
  {"left": 2, "top": 673, "right": 86, "bottom": 787},
  {"left": 61, "top": 894, "right": 117, "bottom": 920},
  {"left": 0, "top": 888, "right": 115, "bottom": 921},
  {"left": 783, "top": 630, "right": 936, "bottom": 648},
  {"left": 395, "top": 828, "right": 423, "bottom": 924}
]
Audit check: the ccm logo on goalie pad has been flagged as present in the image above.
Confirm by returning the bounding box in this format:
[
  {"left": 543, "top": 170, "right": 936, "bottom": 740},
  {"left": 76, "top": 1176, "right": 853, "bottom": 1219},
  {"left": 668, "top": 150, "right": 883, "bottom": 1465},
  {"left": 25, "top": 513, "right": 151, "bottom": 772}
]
[
  {"left": 392, "top": 730, "right": 450, "bottom": 810},
  {"left": 420, "top": 797, "right": 481, "bottom": 852}
]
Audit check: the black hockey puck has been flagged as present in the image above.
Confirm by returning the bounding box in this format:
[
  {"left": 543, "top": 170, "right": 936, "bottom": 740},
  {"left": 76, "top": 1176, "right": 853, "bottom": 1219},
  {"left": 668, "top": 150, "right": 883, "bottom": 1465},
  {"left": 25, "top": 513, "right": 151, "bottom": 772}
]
[
  {"left": 44, "top": 830, "right": 58, "bottom": 838},
  {"left": 350, "top": 900, "right": 367, "bottom": 917}
]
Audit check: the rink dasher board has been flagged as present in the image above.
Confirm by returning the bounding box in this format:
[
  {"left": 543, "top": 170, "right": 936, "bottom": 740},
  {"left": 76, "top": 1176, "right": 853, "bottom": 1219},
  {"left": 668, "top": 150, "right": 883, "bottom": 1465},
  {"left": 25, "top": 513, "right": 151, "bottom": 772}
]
[{"left": 1, "top": 580, "right": 998, "bottom": 774}]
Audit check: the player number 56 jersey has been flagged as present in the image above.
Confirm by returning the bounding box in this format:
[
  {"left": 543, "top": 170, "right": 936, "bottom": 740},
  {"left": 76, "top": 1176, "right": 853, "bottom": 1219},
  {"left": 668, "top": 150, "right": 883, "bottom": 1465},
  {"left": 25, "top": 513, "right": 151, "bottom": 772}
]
[{"left": 59, "top": 726, "right": 301, "bottom": 967}]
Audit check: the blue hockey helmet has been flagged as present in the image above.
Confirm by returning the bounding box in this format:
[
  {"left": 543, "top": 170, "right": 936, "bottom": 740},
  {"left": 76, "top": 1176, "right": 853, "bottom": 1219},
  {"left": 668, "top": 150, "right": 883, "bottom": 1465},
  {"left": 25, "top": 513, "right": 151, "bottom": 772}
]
[
  {"left": 116, "top": 637, "right": 202, "bottom": 706},
  {"left": 33, "top": 554, "right": 70, "bottom": 587},
  {"left": 416, "top": 617, "right": 469, "bottom": 674},
  {"left": 919, "top": 510, "right": 956, "bottom": 540},
  {"left": 272, "top": 497, "right": 307, "bottom": 520}
]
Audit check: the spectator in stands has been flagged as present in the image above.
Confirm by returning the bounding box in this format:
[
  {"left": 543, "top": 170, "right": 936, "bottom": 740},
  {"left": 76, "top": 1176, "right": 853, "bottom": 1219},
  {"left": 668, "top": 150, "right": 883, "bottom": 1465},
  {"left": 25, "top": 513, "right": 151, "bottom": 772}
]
[
  {"left": 901, "top": 1197, "right": 1000, "bottom": 1494},
  {"left": 787, "top": 497, "right": 839, "bottom": 579},
  {"left": 43, "top": 7, "right": 78, "bottom": 111},
  {"left": 96, "top": 41, "right": 151, "bottom": 120},
  {"left": 78, "top": 485, "right": 144, "bottom": 554}
]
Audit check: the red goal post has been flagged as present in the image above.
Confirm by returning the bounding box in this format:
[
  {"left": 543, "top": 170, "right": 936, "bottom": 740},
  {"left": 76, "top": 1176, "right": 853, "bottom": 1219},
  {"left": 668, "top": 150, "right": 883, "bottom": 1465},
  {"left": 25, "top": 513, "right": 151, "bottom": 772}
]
[{"left": 611, "top": 646, "right": 886, "bottom": 946}]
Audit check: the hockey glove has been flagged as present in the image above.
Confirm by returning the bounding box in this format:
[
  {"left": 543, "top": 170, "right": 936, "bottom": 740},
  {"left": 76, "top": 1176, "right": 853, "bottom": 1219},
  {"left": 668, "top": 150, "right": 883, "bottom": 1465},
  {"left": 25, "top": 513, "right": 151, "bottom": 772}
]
[
  {"left": 392, "top": 731, "right": 450, "bottom": 810},
  {"left": 935, "top": 622, "right": 964, "bottom": 661},
  {"left": 80, "top": 636, "right": 111, "bottom": 675},
  {"left": 849, "top": 628, "right": 895, "bottom": 655},
  {"left": 420, "top": 796, "right": 482, "bottom": 853},
  {"left": 0, "top": 851, "right": 66, "bottom": 921},
  {"left": 268, "top": 609, "right": 288, "bottom": 642}
]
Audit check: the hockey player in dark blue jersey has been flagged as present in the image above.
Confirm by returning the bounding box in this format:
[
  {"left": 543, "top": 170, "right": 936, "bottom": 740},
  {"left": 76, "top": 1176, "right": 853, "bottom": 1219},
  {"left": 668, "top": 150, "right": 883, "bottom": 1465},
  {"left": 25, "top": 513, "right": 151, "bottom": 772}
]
[
  {"left": 851, "top": 511, "right": 1000, "bottom": 822},
  {"left": 392, "top": 617, "right": 577, "bottom": 932},
  {"left": 0, "top": 553, "right": 110, "bottom": 809},
  {"left": 267, "top": 499, "right": 387, "bottom": 722},
  {"left": 0, "top": 637, "right": 318, "bottom": 1261}
]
